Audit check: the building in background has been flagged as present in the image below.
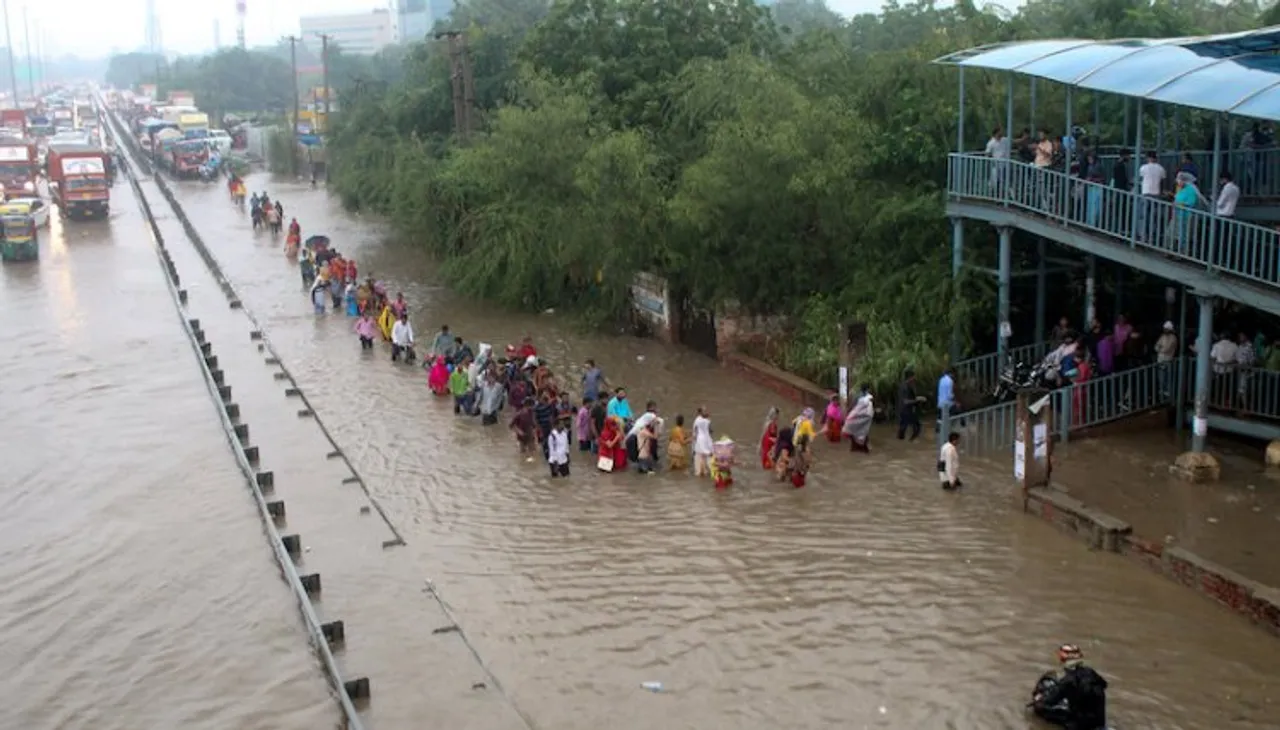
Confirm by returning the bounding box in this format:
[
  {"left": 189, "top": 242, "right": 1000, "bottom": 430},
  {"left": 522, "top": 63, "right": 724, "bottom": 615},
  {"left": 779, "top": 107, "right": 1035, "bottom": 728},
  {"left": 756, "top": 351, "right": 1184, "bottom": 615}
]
[
  {"left": 397, "top": 0, "right": 431, "bottom": 42},
  {"left": 428, "top": 0, "right": 453, "bottom": 27},
  {"left": 300, "top": 9, "right": 396, "bottom": 55}
]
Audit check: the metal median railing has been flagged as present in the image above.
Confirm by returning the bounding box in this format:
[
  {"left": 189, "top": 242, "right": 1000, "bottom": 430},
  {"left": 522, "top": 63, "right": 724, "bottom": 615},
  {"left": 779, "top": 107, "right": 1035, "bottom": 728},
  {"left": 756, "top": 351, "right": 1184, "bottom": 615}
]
[
  {"left": 948, "top": 153, "right": 1280, "bottom": 290},
  {"left": 1187, "top": 361, "right": 1280, "bottom": 421},
  {"left": 1095, "top": 147, "right": 1280, "bottom": 201}
]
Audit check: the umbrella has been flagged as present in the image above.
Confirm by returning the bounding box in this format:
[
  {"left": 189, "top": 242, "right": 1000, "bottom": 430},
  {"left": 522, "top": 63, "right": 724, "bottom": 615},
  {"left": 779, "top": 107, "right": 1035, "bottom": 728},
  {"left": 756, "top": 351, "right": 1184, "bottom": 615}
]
[{"left": 304, "top": 235, "right": 329, "bottom": 251}]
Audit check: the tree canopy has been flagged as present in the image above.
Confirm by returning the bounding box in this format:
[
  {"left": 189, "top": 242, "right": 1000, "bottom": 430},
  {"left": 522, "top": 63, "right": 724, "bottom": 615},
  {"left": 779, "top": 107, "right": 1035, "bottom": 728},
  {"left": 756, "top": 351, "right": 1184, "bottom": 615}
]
[{"left": 325, "top": 0, "right": 1271, "bottom": 392}]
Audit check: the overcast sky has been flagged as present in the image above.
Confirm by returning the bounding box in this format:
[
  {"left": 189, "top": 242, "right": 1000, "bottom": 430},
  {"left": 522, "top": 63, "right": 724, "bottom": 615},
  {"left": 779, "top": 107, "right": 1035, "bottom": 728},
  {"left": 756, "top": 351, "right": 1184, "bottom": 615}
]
[{"left": 12, "top": 0, "right": 950, "bottom": 59}]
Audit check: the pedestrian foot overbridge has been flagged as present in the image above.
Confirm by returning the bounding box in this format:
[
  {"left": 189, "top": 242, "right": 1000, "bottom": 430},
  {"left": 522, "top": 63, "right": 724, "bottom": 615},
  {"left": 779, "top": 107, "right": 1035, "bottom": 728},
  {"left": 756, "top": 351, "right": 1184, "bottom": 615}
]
[{"left": 935, "top": 27, "right": 1280, "bottom": 462}]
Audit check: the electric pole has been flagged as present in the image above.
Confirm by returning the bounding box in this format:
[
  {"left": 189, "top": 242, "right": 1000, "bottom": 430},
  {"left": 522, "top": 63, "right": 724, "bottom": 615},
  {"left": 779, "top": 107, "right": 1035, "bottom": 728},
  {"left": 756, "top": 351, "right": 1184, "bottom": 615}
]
[
  {"left": 22, "top": 5, "right": 32, "bottom": 98},
  {"left": 286, "top": 35, "right": 300, "bottom": 176},
  {"left": 434, "top": 30, "right": 473, "bottom": 141},
  {"left": 2, "top": 0, "right": 19, "bottom": 106},
  {"left": 319, "top": 33, "right": 331, "bottom": 133}
]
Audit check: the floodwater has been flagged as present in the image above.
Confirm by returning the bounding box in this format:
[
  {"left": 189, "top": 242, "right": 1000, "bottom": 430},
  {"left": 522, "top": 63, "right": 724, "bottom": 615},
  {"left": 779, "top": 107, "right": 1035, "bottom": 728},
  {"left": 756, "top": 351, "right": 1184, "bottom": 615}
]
[
  {"left": 161, "top": 172, "right": 1280, "bottom": 730},
  {"left": 0, "top": 183, "right": 337, "bottom": 729}
]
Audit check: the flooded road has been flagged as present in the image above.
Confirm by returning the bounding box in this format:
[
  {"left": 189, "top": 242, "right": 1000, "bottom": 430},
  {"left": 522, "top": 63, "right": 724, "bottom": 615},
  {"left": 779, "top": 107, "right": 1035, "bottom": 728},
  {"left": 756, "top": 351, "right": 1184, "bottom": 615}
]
[
  {"left": 165, "top": 173, "right": 1280, "bottom": 729},
  {"left": 0, "top": 183, "right": 336, "bottom": 729}
]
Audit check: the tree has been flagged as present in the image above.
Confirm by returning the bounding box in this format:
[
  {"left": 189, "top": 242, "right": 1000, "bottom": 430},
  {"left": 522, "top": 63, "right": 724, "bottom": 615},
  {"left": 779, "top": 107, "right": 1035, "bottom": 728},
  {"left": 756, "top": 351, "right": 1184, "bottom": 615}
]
[
  {"left": 146, "top": 49, "right": 293, "bottom": 120},
  {"left": 321, "top": 0, "right": 1273, "bottom": 393},
  {"left": 105, "top": 53, "right": 167, "bottom": 90}
]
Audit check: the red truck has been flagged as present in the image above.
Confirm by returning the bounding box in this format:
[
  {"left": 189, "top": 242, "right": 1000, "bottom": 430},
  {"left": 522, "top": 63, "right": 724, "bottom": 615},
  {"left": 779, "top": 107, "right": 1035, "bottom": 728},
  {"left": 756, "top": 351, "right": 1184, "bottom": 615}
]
[
  {"left": 46, "top": 143, "right": 110, "bottom": 220},
  {"left": 0, "top": 108, "right": 27, "bottom": 137},
  {"left": 0, "top": 138, "right": 38, "bottom": 197}
]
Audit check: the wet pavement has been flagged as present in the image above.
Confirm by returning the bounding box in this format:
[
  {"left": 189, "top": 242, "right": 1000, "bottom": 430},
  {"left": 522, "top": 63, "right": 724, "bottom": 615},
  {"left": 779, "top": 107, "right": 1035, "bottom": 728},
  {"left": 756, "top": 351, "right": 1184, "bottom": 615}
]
[
  {"left": 154, "top": 171, "right": 1280, "bottom": 729},
  {"left": 0, "top": 180, "right": 336, "bottom": 729},
  {"left": 1053, "top": 414, "right": 1280, "bottom": 588}
]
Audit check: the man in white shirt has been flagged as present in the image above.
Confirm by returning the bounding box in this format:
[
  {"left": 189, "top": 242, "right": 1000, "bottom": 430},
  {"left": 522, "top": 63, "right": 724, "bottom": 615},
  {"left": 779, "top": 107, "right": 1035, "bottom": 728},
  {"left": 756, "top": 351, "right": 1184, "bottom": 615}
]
[
  {"left": 938, "top": 432, "right": 961, "bottom": 491},
  {"left": 547, "top": 420, "right": 570, "bottom": 478},
  {"left": 1138, "top": 152, "right": 1166, "bottom": 242},
  {"left": 985, "top": 126, "right": 1010, "bottom": 192},
  {"left": 1209, "top": 333, "right": 1237, "bottom": 375},
  {"left": 1216, "top": 171, "right": 1240, "bottom": 218},
  {"left": 391, "top": 313, "right": 416, "bottom": 363}
]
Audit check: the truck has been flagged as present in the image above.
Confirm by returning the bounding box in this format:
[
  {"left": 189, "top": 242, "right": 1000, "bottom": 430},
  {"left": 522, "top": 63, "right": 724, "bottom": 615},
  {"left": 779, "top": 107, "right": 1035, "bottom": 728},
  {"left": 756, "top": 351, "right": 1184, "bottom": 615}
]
[
  {"left": 167, "top": 91, "right": 195, "bottom": 108},
  {"left": 163, "top": 138, "right": 210, "bottom": 179},
  {"left": 0, "top": 139, "right": 38, "bottom": 197},
  {"left": 178, "top": 112, "right": 209, "bottom": 138},
  {"left": 46, "top": 144, "right": 110, "bottom": 220},
  {"left": 0, "top": 109, "right": 26, "bottom": 137},
  {"left": 51, "top": 108, "right": 73, "bottom": 132}
]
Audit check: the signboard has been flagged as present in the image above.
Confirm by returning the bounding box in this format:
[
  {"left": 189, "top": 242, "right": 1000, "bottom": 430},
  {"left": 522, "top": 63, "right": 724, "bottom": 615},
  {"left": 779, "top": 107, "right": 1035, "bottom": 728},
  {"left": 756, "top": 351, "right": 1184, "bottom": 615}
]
[
  {"left": 0, "top": 146, "right": 28, "bottom": 162},
  {"left": 139, "top": 84, "right": 157, "bottom": 100},
  {"left": 630, "top": 272, "right": 668, "bottom": 327},
  {"left": 61, "top": 157, "right": 105, "bottom": 176},
  {"left": 53, "top": 109, "right": 71, "bottom": 120},
  {"left": 168, "top": 91, "right": 195, "bottom": 107}
]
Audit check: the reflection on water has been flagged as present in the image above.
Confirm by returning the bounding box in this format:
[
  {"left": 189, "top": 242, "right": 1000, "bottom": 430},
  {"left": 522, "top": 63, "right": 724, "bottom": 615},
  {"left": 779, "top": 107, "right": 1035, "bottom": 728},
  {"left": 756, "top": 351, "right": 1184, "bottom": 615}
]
[
  {"left": 167, "top": 174, "right": 1280, "bottom": 730},
  {"left": 0, "top": 186, "right": 336, "bottom": 729}
]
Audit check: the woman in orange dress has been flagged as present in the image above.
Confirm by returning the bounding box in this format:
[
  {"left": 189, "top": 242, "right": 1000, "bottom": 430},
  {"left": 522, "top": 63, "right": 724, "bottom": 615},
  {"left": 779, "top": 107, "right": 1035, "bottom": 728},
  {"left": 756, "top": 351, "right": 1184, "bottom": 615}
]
[{"left": 760, "top": 407, "right": 779, "bottom": 469}]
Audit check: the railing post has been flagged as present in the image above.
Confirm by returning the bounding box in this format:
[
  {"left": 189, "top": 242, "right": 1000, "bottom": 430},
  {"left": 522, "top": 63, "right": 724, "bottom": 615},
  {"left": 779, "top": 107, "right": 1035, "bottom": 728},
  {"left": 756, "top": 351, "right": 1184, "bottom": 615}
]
[
  {"left": 1208, "top": 113, "right": 1222, "bottom": 269},
  {"left": 1175, "top": 288, "right": 1188, "bottom": 438},
  {"left": 1131, "top": 100, "right": 1143, "bottom": 246},
  {"left": 1084, "top": 255, "right": 1096, "bottom": 331},
  {"left": 1005, "top": 74, "right": 1014, "bottom": 207},
  {"left": 1063, "top": 88, "right": 1073, "bottom": 221}
]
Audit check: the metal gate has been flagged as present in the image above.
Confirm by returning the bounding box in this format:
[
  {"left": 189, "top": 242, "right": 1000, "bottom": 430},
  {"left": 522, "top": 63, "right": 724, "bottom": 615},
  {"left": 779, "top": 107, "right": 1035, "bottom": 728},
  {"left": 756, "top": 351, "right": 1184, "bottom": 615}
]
[{"left": 677, "top": 296, "right": 718, "bottom": 360}]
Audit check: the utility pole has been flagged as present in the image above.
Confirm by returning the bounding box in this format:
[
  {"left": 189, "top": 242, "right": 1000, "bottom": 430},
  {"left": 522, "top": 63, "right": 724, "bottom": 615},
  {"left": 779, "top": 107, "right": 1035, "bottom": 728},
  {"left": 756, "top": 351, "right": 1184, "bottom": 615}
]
[
  {"left": 286, "top": 35, "right": 300, "bottom": 176},
  {"left": 22, "top": 5, "right": 32, "bottom": 98},
  {"left": 319, "top": 33, "right": 332, "bottom": 133},
  {"left": 2, "top": 0, "right": 19, "bottom": 106},
  {"left": 434, "top": 30, "right": 473, "bottom": 141}
]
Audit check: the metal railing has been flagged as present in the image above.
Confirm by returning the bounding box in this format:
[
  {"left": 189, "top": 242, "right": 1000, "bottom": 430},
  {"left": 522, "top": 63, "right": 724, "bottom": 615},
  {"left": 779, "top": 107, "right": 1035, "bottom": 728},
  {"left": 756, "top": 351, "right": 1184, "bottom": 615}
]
[
  {"left": 1095, "top": 148, "right": 1280, "bottom": 201},
  {"left": 1185, "top": 359, "right": 1280, "bottom": 421},
  {"left": 953, "top": 341, "right": 1053, "bottom": 398},
  {"left": 941, "top": 360, "right": 1174, "bottom": 456},
  {"left": 948, "top": 153, "right": 1280, "bottom": 290}
]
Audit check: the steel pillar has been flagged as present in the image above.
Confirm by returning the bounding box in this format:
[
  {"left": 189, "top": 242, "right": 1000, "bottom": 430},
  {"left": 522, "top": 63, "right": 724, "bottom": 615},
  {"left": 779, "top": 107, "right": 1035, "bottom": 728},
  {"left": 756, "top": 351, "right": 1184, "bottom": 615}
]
[
  {"left": 950, "top": 217, "right": 964, "bottom": 365},
  {"left": 1084, "top": 255, "right": 1096, "bottom": 330},
  {"left": 997, "top": 227, "right": 1012, "bottom": 364},
  {"left": 1192, "top": 294, "right": 1214, "bottom": 453},
  {"left": 1035, "top": 238, "right": 1047, "bottom": 344}
]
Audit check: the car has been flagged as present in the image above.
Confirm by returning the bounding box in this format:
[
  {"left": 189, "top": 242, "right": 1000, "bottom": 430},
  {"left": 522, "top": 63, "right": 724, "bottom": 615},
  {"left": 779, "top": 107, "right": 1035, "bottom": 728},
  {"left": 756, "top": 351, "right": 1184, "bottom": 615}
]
[
  {"left": 4, "top": 197, "right": 50, "bottom": 228},
  {"left": 207, "top": 129, "right": 233, "bottom": 154}
]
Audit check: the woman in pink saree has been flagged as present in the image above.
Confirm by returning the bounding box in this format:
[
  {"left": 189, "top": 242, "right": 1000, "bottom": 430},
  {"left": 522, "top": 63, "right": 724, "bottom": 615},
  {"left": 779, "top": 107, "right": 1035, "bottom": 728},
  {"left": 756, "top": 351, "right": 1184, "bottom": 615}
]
[{"left": 427, "top": 356, "right": 450, "bottom": 396}]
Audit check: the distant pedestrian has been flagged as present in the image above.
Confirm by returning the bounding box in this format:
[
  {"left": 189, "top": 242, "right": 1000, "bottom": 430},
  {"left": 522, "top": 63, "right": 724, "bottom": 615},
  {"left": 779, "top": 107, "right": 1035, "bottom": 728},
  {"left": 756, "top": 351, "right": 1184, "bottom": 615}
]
[{"left": 897, "top": 370, "right": 924, "bottom": 441}]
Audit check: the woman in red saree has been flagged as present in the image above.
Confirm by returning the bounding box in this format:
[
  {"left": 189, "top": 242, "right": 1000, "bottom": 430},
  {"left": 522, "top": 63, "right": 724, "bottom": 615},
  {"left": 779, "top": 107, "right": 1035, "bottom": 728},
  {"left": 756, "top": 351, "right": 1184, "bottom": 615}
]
[
  {"left": 822, "top": 394, "right": 843, "bottom": 443},
  {"left": 760, "top": 407, "right": 779, "bottom": 469},
  {"left": 1071, "top": 346, "right": 1093, "bottom": 427},
  {"left": 427, "top": 356, "right": 450, "bottom": 396},
  {"left": 598, "top": 416, "right": 627, "bottom": 472}
]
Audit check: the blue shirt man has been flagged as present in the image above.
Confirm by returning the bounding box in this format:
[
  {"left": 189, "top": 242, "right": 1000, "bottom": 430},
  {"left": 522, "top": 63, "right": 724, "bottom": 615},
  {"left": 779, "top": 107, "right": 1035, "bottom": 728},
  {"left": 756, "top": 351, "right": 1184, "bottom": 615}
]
[{"left": 937, "top": 369, "right": 955, "bottom": 411}]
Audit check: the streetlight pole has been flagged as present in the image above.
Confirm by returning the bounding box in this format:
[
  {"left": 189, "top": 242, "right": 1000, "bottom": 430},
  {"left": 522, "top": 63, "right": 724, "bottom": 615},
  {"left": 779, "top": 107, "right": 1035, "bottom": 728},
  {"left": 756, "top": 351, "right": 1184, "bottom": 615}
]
[
  {"left": 2, "top": 0, "right": 20, "bottom": 105},
  {"left": 285, "top": 35, "right": 299, "bottom": 176},
  {"left": 22, "top": 5, "right": 33, "bottom": 97}
]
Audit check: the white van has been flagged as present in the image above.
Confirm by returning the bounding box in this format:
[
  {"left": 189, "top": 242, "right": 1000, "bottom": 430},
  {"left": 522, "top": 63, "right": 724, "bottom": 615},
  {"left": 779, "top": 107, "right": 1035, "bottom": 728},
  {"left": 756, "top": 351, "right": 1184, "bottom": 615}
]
[{"left": 207, "top": 129, "right": 233, "bottom": 154}]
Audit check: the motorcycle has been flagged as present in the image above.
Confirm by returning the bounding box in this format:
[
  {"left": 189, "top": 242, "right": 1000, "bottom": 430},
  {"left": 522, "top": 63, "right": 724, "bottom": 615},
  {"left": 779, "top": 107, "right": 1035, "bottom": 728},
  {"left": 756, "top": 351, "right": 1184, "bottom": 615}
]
[
  {"left": 992, "top": 355, "right": 1057, "bottom": 403},
  {"left": 1029, "top": 671, "right": 1072, "bottom": 726}
]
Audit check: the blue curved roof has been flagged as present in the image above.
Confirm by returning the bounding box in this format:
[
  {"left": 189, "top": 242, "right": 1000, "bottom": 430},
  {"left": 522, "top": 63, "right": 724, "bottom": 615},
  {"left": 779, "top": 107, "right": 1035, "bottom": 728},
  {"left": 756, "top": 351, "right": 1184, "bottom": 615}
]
[{"left": 934, "top": 27, "right": 1280, "bottom": 121}]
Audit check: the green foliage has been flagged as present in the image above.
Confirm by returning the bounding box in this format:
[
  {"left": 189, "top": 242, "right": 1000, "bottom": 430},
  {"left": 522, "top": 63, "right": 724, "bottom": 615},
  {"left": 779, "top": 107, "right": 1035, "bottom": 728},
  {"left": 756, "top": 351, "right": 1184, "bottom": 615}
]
[
  {"left": 324, "top": 0, "right": 1270, "bottom": 389},
  {"left": 266, "top": 128, "right": 298, "bottom": 176}
]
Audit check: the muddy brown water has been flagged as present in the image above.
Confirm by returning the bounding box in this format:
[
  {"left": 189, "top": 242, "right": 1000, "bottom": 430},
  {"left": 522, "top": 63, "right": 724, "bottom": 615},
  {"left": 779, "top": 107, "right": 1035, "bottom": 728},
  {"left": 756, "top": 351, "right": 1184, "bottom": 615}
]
[
  {"left": 16, "top": 165, "right": 1276, "bottom": 729},
  {"left": 0, "top": 186, "right": 337, "bottom": 729}
]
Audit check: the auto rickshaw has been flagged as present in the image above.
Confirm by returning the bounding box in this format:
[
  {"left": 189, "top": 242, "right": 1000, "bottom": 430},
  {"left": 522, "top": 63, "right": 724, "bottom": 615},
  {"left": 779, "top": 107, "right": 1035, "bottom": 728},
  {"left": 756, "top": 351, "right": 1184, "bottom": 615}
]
[{"left": 0, "top": 208, "right": 38, "bottom": 263}]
